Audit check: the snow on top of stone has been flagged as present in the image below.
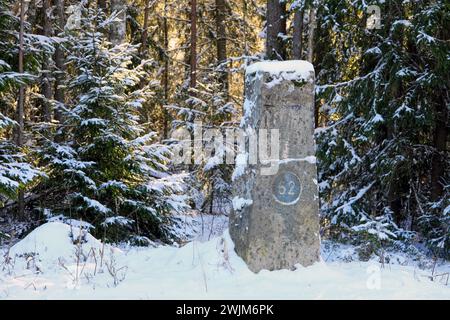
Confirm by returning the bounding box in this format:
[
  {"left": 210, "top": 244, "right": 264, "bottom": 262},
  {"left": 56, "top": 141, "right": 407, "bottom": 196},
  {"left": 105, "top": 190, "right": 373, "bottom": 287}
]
[{"left": 246, "top": 60, "right": 314, "bottom": 81}]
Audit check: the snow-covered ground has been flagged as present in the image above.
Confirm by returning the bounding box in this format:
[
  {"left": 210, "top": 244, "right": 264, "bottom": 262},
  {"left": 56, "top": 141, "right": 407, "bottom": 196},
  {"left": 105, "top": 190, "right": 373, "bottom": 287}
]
[{"left": 0, "top": 218, "right": 448, "bottom": 300}]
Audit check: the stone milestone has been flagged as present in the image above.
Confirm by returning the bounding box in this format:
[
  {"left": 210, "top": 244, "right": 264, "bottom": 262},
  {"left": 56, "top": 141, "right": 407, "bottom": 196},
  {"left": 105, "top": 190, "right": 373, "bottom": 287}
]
[{"left": 230, "top": 60, "right": 320, "bottom": 272}]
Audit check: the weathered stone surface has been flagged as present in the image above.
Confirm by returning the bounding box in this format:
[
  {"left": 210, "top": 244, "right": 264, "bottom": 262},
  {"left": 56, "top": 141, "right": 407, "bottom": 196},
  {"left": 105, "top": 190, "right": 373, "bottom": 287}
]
[{"left": 230, "top": 60, "right": 320, "bottom": 272}]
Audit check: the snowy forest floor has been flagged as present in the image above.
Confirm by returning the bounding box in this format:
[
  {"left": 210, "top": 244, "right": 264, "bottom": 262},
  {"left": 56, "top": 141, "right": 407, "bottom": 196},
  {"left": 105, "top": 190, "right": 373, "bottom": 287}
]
[{"left": 0, "top": 213, "right": 448, "bottom": 299}]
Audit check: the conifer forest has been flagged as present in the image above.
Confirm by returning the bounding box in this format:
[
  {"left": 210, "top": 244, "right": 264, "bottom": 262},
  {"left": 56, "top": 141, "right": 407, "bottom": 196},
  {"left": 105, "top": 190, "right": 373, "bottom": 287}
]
[{"left": 0, "top": 0, "right": 448, "bottom": 300}]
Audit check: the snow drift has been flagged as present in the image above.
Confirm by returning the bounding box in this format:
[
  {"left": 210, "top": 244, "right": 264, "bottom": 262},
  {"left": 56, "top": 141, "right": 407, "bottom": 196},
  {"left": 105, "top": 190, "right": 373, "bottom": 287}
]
[{"left": 0, "top": 222, "right": 448, "bottom": 299}]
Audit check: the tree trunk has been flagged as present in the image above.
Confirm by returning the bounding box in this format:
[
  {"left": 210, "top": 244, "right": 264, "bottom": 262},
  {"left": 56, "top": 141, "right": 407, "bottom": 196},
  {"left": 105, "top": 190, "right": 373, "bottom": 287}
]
[
  {"left": 182, "top": 5, "right": 191, "bottom": 82},
  {"left": 141, "top": 0, "right": 150, "bottom": 58},
  {"left": 215, "top": 0, "right": 228, "bottom": 96},
  {"left": 15, "top": 0, "right": 26, "bottom": 218},
  {"left": 54, "top": 0, "right": 65, "bottom": 122},
  {"left": 163, "top": 0, "right": 169, "bottom": 101},
  {"left": 292, "top": 8, "right": 304, "bottom": 60},
  {"left": 162, "top": 0, "right": 170, "bottom": 138},
  {"left": 430, "top": 7, "right": 449, "bottom": 201},
  {"left": 189, "top": 0, "right": 197, "bottom": 88},
  {"left": 266, "top": 0, "right": 286, "bottom": 60},
  {"left": 110, "top": 0, "right": 126, "bottom": 45},
  {"left": 430, "top": 94, "right": 448, "bottom": 200},
  {"left": 97, "top": 0, "right": 107, "bottom": 12},
  {"left": 307, "top": 8, "right": 317, "bottom": 127},
  {"left": 243, "top": 0, "right": 248, "bottom": 57},
  {"left": 307, "top": 8, "right": 316, "bottom": 63},
  {"left": 41, "top": 0, "right": 53, "bottom": 123},
  {"left": 15, "top": 0, "right": 25, "bottom": 147}
]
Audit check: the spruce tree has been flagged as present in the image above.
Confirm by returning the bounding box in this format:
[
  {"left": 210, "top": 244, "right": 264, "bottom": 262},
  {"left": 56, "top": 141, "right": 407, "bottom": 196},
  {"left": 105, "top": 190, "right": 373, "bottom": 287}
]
[
  {"left": 315, "top": 0, "right": 449, "bottom": 257},
  {"left": 0, "top": 0, "right": 40, "bottom": 208},
  {"left": 40, "top": 4, "right": 188, "bottom": 244}
]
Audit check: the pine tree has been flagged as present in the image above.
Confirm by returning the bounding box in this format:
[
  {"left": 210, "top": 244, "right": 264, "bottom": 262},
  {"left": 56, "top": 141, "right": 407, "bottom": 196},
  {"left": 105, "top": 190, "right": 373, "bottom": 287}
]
[{"left": 266, "top": 0, "right": 287, "bottom": 60}]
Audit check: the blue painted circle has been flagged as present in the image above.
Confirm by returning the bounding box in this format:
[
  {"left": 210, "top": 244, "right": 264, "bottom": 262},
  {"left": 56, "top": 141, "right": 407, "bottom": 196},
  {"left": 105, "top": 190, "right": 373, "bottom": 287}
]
[{"left": 272, "top": 171, "right": 301, "bottom": 205}]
